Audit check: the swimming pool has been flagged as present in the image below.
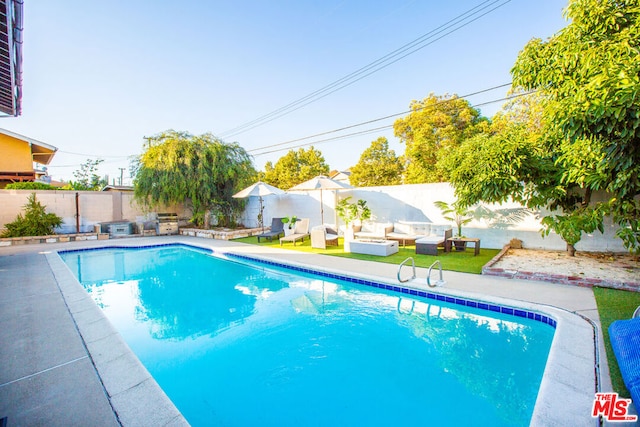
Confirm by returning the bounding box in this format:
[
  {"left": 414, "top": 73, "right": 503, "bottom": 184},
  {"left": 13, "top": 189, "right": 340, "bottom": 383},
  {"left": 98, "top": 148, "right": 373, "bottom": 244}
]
[{"left": 59, "top": 243, "right": 555, "bottom": 426}]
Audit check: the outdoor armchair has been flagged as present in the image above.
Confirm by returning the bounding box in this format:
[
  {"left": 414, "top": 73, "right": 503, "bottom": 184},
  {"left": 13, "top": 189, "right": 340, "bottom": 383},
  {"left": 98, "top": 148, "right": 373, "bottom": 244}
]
[{"left": 311, "top": 225, "right": 339, "bottom": 249}]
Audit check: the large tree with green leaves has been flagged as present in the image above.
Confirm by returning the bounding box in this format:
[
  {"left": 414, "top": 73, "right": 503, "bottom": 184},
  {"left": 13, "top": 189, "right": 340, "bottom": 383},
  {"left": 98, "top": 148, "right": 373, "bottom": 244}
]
[
  {"left": 510, "top": 0, "right": 640, "bottom": 253},
  {"left": 444, "top": 97, "right": 606, "bottom": 255},
  {"left": 349, "top": 137, "right": 403, "bottom": 187},
  {"left": 263, "top": 147, "right": 330, "bottom": 190},
  {"left": 133, "top": 130, "right": 256, "bottom": 228},
  {"left": 393, "top": 93, "right": 487, "bottom": 183}
]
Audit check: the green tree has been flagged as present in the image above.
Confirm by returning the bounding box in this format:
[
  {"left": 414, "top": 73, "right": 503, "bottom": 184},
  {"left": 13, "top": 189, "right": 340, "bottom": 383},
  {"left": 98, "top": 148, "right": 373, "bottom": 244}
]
[
  {"left": 69, "top": 158, "right": 108, "bottom": 191},
  {"left": 133, "top": 130, "right": 256, "bottom": 228},
  {"left": 445, "top": 93, "right": 607, "bottom": 255},
  {"left": 511, "top": 0, "right": 640, "bottom": 253},
  {"left": 349, "top": 137, "right": 403, "bottom": 186},
  {"left": 393, "top": 93, "right": 487, "bottom": 183},
  {"left": 263, "top": 147, "right": 329, "bottom": 190},
  {"left": 1, "top": 193, "right": 63, "bottom": 237}
]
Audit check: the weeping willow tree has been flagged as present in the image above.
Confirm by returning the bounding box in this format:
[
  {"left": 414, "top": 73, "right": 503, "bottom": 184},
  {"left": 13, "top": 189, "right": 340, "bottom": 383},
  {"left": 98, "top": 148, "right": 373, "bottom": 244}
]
[{"left": 133, "top": 130, "right": 256, "bottom": 228}]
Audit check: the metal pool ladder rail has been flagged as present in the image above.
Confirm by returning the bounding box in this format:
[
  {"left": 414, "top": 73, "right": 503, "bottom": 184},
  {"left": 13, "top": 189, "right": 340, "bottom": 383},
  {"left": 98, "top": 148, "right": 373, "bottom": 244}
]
[
  {"left": 397, "top": 257, "right": 416, "bottom": 283},
  {"left": 427, "top": 260, "right": 446, "bottom": 287}
]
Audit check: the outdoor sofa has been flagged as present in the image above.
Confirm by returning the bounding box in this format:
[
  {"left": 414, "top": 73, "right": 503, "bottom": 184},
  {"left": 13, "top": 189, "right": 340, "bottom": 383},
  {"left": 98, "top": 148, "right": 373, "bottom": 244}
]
[
  {"left": 386, "top": 221, "right": 431, "bottom": 246},
  {"left": 353, "top": 221, "right": 394, "bottom": 240}
]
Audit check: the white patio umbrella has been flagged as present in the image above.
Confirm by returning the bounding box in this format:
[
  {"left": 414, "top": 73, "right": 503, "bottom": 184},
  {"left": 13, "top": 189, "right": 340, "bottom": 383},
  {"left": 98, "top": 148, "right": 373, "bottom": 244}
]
[
  {"left": 233, "top": 181, "right": 285, "bottom": 231},
  {"left": 288, "top": 175, "right": 352, "bottom": 224}
]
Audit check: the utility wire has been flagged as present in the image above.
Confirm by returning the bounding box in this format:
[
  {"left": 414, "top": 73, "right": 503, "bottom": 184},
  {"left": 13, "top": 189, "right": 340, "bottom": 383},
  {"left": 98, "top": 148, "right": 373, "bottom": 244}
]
[
  {"left": 57, "top": 150, "right": 131, "bottom": 159},
  {"left": 219, "top": 0, "right": 511, "bottom": 139},
  {"left": 250, "top": 90, "right": 534, "bottom": 157},
  {"left": 248, "top": 82, "right": 512, "bottom": 154}
]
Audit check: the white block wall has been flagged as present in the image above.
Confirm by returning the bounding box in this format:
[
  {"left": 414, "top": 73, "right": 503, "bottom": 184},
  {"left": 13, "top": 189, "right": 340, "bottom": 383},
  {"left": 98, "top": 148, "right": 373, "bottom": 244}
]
[{"left": 238, "top": 182, "right": 629, "bottom": 252}]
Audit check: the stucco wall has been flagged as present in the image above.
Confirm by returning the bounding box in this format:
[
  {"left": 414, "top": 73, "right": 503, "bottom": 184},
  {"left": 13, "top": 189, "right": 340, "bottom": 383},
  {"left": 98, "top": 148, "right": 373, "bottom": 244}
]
[
  {"left": 0, "top": 190, "right": 189, "bottom": 234},
  {"left": 239, "top": 182, "right": 628, "bottom": 252}
]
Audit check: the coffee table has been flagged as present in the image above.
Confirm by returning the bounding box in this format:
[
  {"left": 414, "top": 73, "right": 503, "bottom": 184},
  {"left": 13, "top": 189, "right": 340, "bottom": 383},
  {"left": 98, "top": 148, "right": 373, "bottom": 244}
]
[{"left": 349, "top": 239, "right": 399, "bottom": 256}]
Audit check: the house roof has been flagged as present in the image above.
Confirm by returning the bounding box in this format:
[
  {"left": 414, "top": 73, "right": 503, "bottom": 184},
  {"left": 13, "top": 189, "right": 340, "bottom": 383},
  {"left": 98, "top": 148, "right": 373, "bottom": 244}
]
[
  {"left": 101, "top": 185, "right": 134, "bottom": 192},
  {"left": 0, "top": 0, "right": 23, "bottom": 117},
  {"left": 0, "top": 128, "right": 58, "bottom": 164}
]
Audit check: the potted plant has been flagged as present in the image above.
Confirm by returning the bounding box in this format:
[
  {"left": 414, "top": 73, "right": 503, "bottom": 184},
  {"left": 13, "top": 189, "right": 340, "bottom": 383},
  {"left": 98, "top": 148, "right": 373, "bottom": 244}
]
[
  {"left": 434, "top": 200, "right": 474, "bottom": 251},
  {"left": 336, "top": 197, "right": 371, "bottom": 251},
  {"left": 281, "top": 216, "right": 298, "bottom": 236},
  {"left": 336, "top": 197, "right": 371, "bottom": 230}
]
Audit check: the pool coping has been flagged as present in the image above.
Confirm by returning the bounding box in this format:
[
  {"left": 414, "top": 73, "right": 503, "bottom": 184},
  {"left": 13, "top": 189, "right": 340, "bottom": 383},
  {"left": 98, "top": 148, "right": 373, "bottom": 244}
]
[{"left": 47, "top": 238, "right": 602, "bottom": 426}]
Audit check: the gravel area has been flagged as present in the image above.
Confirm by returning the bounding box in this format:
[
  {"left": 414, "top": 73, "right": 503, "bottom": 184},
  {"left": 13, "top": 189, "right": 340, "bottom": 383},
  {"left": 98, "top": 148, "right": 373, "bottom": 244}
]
[{"left": 493, "top": 249, "right": 639, "bottom": 284}]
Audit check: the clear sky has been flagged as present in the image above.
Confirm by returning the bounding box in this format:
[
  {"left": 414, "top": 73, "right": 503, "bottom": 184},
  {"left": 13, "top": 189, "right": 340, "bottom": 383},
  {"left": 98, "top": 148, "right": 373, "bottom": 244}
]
[{"left": 3, "top": 0, "right": 568, "bottom": 184}]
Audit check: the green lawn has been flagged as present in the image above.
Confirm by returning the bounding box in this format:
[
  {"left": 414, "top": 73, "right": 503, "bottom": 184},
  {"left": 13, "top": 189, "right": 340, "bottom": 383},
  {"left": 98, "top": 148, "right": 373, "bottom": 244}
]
[
  {"left": 232, "top": 236, "right": 500, "bottom": 274},
  {"left": 593, "top": 287, "right": 640, "bottom": 398}
]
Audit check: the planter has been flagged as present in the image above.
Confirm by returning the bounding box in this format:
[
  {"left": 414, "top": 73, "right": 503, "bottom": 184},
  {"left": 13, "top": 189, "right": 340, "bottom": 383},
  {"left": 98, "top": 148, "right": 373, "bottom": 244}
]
[
  {"left": 284, "top": 228, "right": 294, "bottom": 237},
  {"left": 453, "top": 240, "right": 468, "bottom": 251}
]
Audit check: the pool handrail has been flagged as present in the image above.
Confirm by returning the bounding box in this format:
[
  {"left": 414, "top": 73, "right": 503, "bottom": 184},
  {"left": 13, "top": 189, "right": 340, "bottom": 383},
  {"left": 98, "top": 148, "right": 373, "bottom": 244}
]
[
  {"left": 427, "top": 260, "right": 446, "bottom": 287},
  {"left": 397, "top": 257, "right": 416, "bottom": 283}
]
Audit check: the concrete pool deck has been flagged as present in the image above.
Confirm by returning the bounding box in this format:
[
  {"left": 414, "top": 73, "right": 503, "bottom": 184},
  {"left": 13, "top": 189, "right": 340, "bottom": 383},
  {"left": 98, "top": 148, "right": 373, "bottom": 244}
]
[{"left": 0, "top": 236, "right": 636, "bottom": 426}]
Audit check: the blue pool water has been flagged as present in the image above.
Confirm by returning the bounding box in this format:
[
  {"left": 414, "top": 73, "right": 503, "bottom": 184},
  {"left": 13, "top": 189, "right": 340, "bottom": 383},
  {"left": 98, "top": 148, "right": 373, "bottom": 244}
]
[{"left": 60, "top": 244, "right": 554, "bottom": 426}]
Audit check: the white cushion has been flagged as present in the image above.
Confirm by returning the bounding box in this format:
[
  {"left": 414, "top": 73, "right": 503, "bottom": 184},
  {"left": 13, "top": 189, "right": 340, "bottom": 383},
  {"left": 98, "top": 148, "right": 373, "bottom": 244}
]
[{"left": 416, "top": 235, "right": 445, "bottom": 244}]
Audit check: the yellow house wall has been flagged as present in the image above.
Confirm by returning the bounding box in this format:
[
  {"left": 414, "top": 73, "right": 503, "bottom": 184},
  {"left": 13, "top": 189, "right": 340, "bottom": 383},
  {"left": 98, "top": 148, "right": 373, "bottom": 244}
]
[{"left": 0, "top": 134, "right": 34, "bottom": 172}]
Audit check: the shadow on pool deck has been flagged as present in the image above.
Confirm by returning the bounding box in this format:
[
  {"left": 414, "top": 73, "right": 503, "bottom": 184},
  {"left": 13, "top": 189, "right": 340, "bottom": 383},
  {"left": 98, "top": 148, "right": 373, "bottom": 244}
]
[{"left": 0, "top": 235, "right": 635, "bottom": 426}]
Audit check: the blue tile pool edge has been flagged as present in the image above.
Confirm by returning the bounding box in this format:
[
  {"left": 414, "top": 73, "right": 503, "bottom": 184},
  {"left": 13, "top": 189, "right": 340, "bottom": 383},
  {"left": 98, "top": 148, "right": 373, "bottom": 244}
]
[
  {"left": 59, "top": 242, "right": 556, "bottom": 329},
  {"left": 224, "top": 251, "right": 558, "bottom": 329},
  {"left": 58, "top": 242, "right": 213, "bottom": 255}
]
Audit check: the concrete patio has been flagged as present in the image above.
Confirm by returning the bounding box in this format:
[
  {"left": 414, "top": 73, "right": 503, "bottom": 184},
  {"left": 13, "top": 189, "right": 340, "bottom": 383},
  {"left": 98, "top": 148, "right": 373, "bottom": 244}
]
[{"left": 0, "top": 236, "right": 635, "bottom": 426}]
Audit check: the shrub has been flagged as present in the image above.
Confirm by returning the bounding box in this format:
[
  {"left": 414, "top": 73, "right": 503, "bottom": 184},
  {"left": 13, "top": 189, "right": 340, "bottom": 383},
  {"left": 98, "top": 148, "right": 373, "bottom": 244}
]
[
  {"left": 5, "top": 181, "right": 58, "bottom": 190},
  {"left": 1, "top": 193, "right": 63, "bottom": 237}
]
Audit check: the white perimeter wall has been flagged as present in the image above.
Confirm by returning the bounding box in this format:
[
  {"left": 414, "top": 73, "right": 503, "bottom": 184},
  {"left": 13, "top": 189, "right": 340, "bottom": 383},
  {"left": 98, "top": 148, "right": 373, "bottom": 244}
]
[
  {"left": 0, "top": 190, "right": 189, "bottom": 234},
  {"left": 239, "top": 182, "right": 627, "bottom": 252}
]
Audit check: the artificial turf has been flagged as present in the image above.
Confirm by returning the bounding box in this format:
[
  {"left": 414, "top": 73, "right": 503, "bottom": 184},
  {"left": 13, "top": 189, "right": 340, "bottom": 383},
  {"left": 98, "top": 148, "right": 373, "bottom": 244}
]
[
  {"left": 232, "top": 236, "right": 500, "bottom": 274},
  {"left": 593, "top": 287, "right": 640, "bottom": 398}
]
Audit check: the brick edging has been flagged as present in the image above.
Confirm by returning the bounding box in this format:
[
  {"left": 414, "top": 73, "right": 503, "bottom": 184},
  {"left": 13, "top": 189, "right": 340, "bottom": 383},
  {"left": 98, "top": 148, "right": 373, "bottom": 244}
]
[
  {"left": 179, "top": 227, "right": 264, "bottom": 240},
  {"left": 482, "top": 244, "right": 640, "bottom": 292}
]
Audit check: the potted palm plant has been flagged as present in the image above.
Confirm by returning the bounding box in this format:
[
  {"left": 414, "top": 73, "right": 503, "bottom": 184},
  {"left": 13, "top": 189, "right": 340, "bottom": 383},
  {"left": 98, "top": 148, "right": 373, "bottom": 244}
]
[
  {"left": 434, "top": 200, "right": 474, "bottom": 251},
  {"left": 336, "top": 197, "right": 371, "bottom": 229}
]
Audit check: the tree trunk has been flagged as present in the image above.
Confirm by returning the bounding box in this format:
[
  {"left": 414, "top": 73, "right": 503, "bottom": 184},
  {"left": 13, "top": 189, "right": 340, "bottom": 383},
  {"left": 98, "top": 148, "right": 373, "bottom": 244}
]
[{"left": 567, "top": 243, "right": 576, "bottom": 257}]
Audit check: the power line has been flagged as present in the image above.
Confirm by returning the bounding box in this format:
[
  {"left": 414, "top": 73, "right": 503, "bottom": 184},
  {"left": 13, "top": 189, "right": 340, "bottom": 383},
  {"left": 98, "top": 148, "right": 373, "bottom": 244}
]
[
  {"left": 57, "top": 150, "right": 132, "bottom": 159},
  {"left": 248, "top": 82, "right": 512, "bottom": 154},
  {"left": 219, "top": 0, "right": 511, "bottom": 139},
  {"left": 250, "top": 90, "right": 534, "bottom": 157}
]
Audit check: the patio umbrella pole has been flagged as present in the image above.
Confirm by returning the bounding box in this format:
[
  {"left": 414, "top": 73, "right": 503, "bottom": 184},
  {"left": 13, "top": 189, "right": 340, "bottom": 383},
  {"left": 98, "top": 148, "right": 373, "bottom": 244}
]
[{"left": 259, "top": 196, "right": 264, "bottom": 232}]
